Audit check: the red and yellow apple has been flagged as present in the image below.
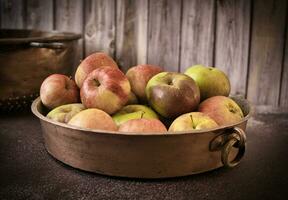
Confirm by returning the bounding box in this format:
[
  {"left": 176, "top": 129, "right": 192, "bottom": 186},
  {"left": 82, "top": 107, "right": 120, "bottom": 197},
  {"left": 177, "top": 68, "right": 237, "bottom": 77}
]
[
  {"left": 47, "top": 103, "right": 85, "bottom": 123},
  {"left": 40, "top": 74, "right": 79, "bottom": 109},
  {"left": 184, "top": 65, "right": 230, "bottom": 101},
  {"left": 198, "top": 96, "right": 244, "bottom": 126},
  {"left": 80, "top": 66, "right": 131, "bottom": 114},
  {"left": 118, "top": 118, "right": 167, "bottom": 134},
  {"left": 126, "top": 64, "right": 163, "bottom": 101},
  {"left": 168, "top": 112, "right": 218, "bottom": 132},
  {"left": 68, "top": 108, "right": 117, "bottom": 131},
  {"left": 75, "top": 52, "right": 118, "bottom": 88},
  {"left": 146, "top": 72, "right": 200, "bottom": 118},
  {"left": 112, "top": 104, "right": 158, "bottom": 126}
]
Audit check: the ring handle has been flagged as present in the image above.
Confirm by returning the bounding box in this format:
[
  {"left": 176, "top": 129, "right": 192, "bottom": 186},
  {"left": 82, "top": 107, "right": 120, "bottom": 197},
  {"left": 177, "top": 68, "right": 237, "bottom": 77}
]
[{"left": 221, "top": 127, "right": 246, "bottom": 168}]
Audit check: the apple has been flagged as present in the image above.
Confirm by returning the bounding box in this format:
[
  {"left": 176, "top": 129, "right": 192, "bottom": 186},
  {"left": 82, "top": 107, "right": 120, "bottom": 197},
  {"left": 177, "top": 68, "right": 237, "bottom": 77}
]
[
  {"left": 112, "top": 104, "right": 158, "bottom": 126},
  {"left": 118, "top": 118, "right": 167, "bottom": 134},
  {"left": 75, "top": 52, "right": 118, "bottom": 88},
  {"left": 168, "top": 112, "right": 218, "bottom": 132},
  {"left": 68, "top": 108, "right": 117, "bottom": 131},
  {"left": 145, "top": 72, "right": 200, "bottom": 118},
  {"left": 40, "top": 74, "right": 79, "bottom": 109},
  {"left": 126, "top": 91, "right": 138, "bottom": 105},
  {"left": 126, "top": 64, "right": 163, "bottom": 101},
  {"left": 80, "top": 66, "right": 131, "bottom": 114},
  {"left": 198, "top": 96, "right": 244, "bottom": 126},
  {"left": 46, "top": 103, "right": 85, "bottom": 123},
  {"left": 184, "top": 65, "right": 230, "bottom": 101}
]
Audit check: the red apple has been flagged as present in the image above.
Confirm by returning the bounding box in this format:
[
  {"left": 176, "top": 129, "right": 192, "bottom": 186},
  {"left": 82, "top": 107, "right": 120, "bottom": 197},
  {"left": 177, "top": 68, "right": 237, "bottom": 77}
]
[
  {"left": 40, "top": 74, "right": 79, "bottom": 109},
  {"left": 126, "top": 64, "right": 163, "bottom": 101},
  {"left": 68, "top": 108, "right": 117, "bottom": 131},
  {"left": 75, "top": 52, "right": 118, "bottom": 88},
  {"left": 198, "top": 96, "right": 244, "bottom": 126},
  {"left": 80, "top": 66, "right": 131, "bottom": 114},
  {"left": 146, "top": 72, "right": 200, "bottom": 118},
  {"left": 118, "top": 118, "right": 167, "bottom": 134}
]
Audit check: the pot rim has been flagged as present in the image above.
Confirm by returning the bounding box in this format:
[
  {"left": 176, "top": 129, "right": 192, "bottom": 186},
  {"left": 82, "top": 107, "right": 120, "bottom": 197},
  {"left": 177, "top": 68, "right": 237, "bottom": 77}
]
[
  {"left": 31, "top": 96, "right": 251, "bottom": 136},
  {"left": 0, "top": 29, "right": 81, "bottom": 44}
]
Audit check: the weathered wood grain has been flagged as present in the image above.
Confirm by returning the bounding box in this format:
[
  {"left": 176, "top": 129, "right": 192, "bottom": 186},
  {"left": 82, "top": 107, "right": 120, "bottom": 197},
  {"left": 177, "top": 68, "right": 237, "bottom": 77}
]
[
  {"left": 116, "top": 0, "right": 148, "bottom": 72},
  {"left": 247, "top": 0, "right": 287, "bottom": 106},
  {"left": 215, "top": 0, "right": 251, "bottom": 96},
  {"left": 0, "top": 0, "right": 25, "bottom": 28},
  {"left": 180, "top": 0, "right": 215, "bottom": 72},
  {"left": 147, "top": 0, "right": 182, "bottom": 72},
  {"left": 26, "top": 0, "right": 53, "bottom": 30},
  {"left": 280, "top": 12, "right": 288, "bottom": 107},
  {"left": 55, "top": 0, "right": 84, "bottom": 71},
  {"left": 84, "top": 0, "right": 115, "bottom": 57}
]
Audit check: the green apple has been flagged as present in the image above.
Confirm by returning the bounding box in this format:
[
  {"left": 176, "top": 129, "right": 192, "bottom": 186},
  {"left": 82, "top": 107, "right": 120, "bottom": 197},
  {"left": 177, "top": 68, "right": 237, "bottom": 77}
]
[
  {"left": 184, "top": 65, "right": 230, "bottom": 101},
  {"left": 168, "top": 112, "right": 218, "bottom": 132},
  {"left": 47, "top": 103, "right": 85, "bottom": 123},
  {"left": 145, "top": 72, "right": 200, "bottom": 118},
  {"left": 118, "top": 118, "right": 167, "bottom": 134},
  {"left": 112, "top": 104, "right": 158, "bottom": 126},
  {"left": 198, "top": 96, "right": 244, "bottom": 126}
]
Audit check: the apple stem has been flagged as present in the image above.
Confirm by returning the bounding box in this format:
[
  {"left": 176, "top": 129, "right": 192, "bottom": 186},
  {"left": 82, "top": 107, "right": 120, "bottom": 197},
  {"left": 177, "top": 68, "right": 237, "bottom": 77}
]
[
  {"left": 141, "top": 111, "right": 145, "bottom": 119},
  {"left": 190, "top": 114, "right": 195, "bottom": 129}
]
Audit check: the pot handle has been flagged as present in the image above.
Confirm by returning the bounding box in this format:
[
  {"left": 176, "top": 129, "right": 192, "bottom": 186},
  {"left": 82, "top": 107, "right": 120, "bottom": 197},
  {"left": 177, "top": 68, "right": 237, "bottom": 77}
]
[
  {"left": 221, "top": 127, "right": 246, "bottom": 168},
  {"left": 29, "top": 42, "right": 65, "bottom": 49}
]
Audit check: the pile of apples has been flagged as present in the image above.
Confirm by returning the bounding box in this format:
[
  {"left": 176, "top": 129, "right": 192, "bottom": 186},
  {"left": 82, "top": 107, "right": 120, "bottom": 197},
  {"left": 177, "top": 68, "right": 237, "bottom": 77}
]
[{"left": 40, "top": 52, "right": 244, "bottom": 134}]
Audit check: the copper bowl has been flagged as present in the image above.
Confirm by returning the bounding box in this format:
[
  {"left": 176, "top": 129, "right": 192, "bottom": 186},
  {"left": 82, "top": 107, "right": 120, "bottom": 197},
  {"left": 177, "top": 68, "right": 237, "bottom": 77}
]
[
  {"left": 31, "top": 96, "right": 251, "bottom": 178},
  {"left": 0, "top": 29, "right": 81, "bottom": 112}
]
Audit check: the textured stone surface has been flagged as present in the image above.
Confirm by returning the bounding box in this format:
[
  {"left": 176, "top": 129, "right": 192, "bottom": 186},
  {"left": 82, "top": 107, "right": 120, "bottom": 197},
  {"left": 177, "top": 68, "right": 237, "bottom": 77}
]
[{"left": 0, "top": 113, "right": 288, "bottom": 200}]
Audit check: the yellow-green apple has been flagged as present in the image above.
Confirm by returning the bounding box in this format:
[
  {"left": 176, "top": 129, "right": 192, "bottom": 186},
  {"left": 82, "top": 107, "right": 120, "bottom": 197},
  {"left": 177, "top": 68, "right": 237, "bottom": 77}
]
[
  {"left": 118, "top": 118, "right": 167, "bottom": 134},
  {"left": 80, "top": 66, "right": 130, "bottom": 114},
  {"left": 184, "top": 65, "right": 230, "bottom": 101},
  {"left": 46, "top": 103, "right": 85, "bottom": 123},
  {"left": 68, "top": 108, "right": 117, "bottom": 131},
  {"left": 126, "top": 91, "right": 138, "bottom": 105},
  {"left": 40, "top": 74, "right": 79, "bottom": 109},
  {"left": 198, "top": 96, "right": 244, "bottom": 126},
  {"left": 112, "top": 104, "right": 158, "bottom": 126},
  {"left": 168, "top": 112, "right": 218, "bottom": 132},
  {"left": 75, "top": 52, "right": 118, "bottom": 88},
  {"left": 145, "top": 72, "right": 200, "bottom": 118},
  {"left": 126, "top": 64, "right": 163, "bottom": 101}
]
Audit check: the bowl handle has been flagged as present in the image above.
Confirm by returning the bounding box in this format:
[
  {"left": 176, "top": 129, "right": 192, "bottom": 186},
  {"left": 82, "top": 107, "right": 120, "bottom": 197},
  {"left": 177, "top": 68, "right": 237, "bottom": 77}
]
[
  {"left": 209, "top": 127, "right": 247, "bottom": 168},
  {"left": 30, "top": 42, "right": 65, "bottom": 49},
  {"left": 221, "top": 127, "right": 246, "bottom": 168}
]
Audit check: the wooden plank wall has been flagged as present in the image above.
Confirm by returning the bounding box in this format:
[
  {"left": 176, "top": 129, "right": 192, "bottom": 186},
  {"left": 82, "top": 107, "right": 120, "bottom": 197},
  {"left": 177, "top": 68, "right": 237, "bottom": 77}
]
[{"left": 0, "top": 0, "right": 288, "bottom": 113}]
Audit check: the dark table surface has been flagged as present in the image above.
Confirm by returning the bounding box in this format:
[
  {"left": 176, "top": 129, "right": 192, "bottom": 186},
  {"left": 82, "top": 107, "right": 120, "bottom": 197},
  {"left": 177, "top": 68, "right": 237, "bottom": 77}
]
[{"left": 0, "top": 112, "right": 288, "bottom": 200}]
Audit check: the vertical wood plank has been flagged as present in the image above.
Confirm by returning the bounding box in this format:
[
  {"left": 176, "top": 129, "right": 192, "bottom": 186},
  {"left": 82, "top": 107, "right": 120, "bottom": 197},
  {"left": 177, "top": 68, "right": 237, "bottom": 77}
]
[
  {"left": 147, "top": 0, "right": 182, "bottom": 71},
  {"left": 26, "top": 0, "right": 54, "bottom": 30},
  {"left": 0, "top": 0, "right": 25, "bottom": 29},
  {"left": 180, "top": 0, "right": 215, "bottom": 72},
  {"left": 280, "top": 8, "right": 288, "bottom": 107},
  {"left": 84, "top": 0, "right": 116, "bottom": 57},
  {"left": 55, "top": 0, "right": 84, "bottom": 71},
  {"left": 247, "top": 0, "right": 287, "bottom": 106},
  {"left": 215, "top": 0, "right": 251, "bottom": 96},
  {"left": 116, "top": 0, "right": 148, "bottom": 72}
]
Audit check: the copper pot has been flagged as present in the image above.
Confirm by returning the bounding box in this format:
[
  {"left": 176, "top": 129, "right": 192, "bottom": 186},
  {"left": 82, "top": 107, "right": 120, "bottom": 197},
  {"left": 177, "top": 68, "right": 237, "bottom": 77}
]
[
  {"left": 31, "top": 96, "right": 251, "bottom": 178},
  {"left": 0, "top": 29, "right": 81, "bottom": 112}
]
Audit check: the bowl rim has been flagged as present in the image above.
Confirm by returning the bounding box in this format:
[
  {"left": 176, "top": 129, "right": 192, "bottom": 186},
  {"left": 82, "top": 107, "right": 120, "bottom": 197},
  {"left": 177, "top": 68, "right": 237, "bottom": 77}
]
[
  {"left": 31, "top": 97, "right": 251, "bottom": 136},
  {"left": 0, "top": 29, "right": 81, "bottom": 44}
]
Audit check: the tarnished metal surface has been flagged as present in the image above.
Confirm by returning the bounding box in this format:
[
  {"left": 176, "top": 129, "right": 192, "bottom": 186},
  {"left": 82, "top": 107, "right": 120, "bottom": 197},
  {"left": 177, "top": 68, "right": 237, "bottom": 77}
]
[
  {"left": 31, "top": 96, "right": 250, "bottom": 178},
  {"left": 0, "top": 29, "right": 81, "bottom": 112}
]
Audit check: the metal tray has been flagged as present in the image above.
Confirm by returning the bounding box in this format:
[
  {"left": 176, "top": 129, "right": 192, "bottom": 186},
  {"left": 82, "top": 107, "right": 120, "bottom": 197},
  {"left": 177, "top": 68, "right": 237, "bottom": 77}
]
[{"left": 31, "top": 96, "right": 250, "bottom": 178}]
